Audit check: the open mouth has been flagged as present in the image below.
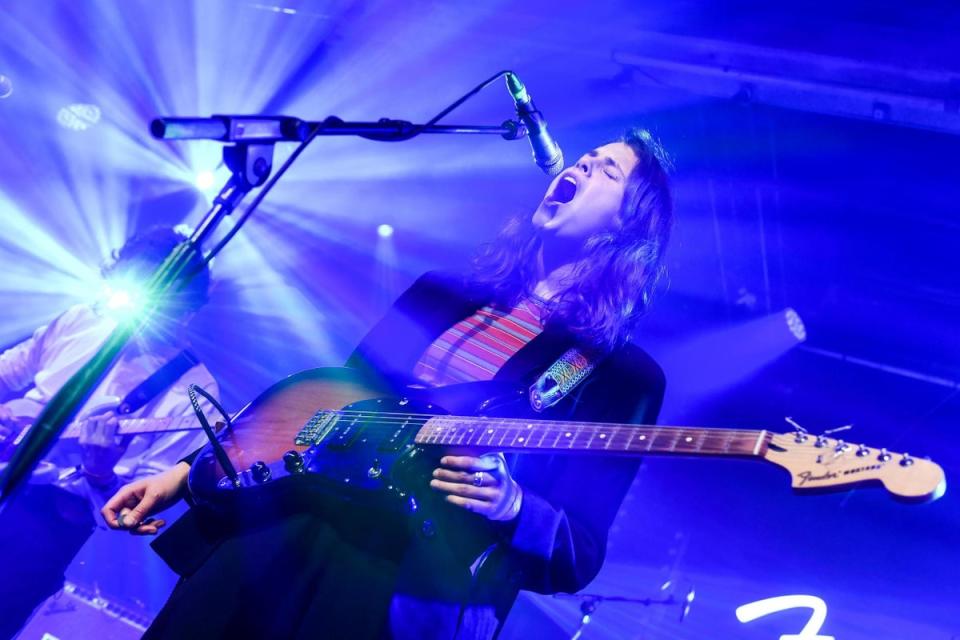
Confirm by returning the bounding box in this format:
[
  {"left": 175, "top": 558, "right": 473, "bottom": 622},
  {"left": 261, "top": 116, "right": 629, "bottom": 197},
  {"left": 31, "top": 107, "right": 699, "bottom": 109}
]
[{"left": 549, "top": 175, "right": 578, "bottom": 205}]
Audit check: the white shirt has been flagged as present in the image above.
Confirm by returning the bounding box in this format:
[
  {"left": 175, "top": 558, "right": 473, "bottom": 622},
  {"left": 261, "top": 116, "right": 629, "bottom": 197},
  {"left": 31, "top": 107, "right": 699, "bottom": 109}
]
[{"left": 0, "top": 304, "right": 219, "bottom": 514}]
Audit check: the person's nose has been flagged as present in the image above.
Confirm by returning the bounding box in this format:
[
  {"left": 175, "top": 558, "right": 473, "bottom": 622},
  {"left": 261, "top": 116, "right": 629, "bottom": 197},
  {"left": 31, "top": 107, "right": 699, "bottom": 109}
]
[{"left": 576, "top": 158, "right": 592, "bottom": 177}]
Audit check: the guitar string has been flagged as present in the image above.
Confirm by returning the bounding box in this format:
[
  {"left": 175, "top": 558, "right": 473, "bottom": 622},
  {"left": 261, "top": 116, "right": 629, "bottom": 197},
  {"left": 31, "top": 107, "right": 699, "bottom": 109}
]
[
  {"left": 290, "top": 411, "right": 908, "bottom": 458},
  {"left": 286, "top": 408, "right": 773, "bottom": 438}
]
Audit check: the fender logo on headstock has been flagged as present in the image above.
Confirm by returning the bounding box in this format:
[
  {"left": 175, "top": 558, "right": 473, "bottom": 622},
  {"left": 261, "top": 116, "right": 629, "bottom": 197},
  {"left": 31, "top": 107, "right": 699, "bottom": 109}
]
[{"left": 796, "top": 470, "right": 839, "bottom": 486}]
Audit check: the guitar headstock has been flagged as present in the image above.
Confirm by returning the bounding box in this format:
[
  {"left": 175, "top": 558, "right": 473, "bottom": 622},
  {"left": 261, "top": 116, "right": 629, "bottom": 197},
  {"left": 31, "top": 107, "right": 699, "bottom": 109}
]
[{"left": 763, "top": 432, "right": 946, "bottom": 501}]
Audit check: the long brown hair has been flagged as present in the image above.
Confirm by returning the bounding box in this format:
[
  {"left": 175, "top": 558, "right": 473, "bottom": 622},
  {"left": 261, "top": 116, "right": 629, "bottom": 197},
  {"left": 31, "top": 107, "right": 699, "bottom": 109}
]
[{"left": 472, "top": 128, "right": 674, "bottom": 351}]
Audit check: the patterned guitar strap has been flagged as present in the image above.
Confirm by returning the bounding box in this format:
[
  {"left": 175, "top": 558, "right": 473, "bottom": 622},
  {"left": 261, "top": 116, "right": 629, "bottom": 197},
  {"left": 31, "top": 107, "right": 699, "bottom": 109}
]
[{"left": 528, "top": 347, "right": 598, "bottom": 412}]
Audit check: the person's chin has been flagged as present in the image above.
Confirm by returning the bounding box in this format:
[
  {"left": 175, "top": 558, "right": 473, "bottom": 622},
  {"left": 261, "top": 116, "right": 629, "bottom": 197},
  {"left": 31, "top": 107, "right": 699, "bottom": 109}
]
[{"left": 532, "top": 204, "right": 561, "bottom": 231}]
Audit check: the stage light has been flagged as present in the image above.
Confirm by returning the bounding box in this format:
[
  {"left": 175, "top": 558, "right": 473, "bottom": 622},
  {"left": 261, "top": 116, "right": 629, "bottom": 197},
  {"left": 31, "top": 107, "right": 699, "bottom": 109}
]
[
  {"left": 195, "top": 170, "right": 216, "bottom": 190},
  {"left": 56, "top": 103, "right": 101, "bottom": 131},
  {"left": 377, "top": 223, "right": 394, "bottom": 238},
  {"left": 656, "top": 308, "right": 809, "bottom": 405},
  {"left": 251, "top": 3, "right": 298, "bottom": 15},
  {"left": 0, "top": 74, "right": 12, "bottom": 99},
  {"left": 101, "top": 282, "right": 142, "bottom": 314},
  {"left": 784, "top": 307, "right": 807, "bottom": 342}
]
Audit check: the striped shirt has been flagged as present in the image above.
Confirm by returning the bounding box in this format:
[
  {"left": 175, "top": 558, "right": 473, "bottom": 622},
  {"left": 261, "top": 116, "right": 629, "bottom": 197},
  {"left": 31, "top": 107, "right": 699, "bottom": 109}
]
[{"left": 413, "top": 298, "right": 545, "bottom": 387}]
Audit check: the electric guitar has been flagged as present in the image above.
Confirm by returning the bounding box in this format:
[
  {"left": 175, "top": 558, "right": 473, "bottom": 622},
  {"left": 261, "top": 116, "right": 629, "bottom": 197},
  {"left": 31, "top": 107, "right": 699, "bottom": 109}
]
[{"left": 187, "top": 367, "right": 946, "bottom": 511}]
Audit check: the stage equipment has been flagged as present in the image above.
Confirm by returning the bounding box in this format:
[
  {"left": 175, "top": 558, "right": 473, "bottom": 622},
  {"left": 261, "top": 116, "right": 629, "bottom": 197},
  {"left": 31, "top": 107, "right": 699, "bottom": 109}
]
[
  {"left": 555, "top": 585, "right": 696, "bottom": 639},
  {"left": 612, "top": 31, "right": 960, "bottom": 136},
  {"left": 0, "top": 70, "right": 558, "bottom": 506},
  {"left": 505, "top": 72, "right": 564, "bottom": 175},
  {"left": 15, "top": 582, "right": 148, "bottom": 640}
]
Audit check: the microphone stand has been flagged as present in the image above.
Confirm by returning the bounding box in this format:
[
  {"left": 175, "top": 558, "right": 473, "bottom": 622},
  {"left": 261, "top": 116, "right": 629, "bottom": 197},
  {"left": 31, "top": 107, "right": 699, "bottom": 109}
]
[
  {"left": 554, "top": 586, "right": 696, "bottom": 640},
  {"left": 0, "top": 113, "right": 528, "bottom": 506}
]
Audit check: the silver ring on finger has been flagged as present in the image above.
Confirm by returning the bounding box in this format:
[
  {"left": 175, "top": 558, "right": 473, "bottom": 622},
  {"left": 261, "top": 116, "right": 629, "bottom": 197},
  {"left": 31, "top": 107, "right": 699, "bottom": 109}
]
[{"left": 473, "top": 471, "right": 484, "bottom": 487}]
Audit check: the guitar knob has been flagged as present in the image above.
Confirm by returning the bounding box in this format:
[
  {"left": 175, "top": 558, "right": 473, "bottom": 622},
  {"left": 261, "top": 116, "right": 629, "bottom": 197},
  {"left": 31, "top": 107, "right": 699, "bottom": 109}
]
[
  {"left": 900, "top": 453, "right": 914, "bottom": 467},
  {"left": 251, "top": 461, "right": 271, "bottom": 484},
  {"left": 878, "top": 448, "right": 892, "bottom": 462},
  {"left": 283, "top": 450, "right": 305, "bottom": 474}
]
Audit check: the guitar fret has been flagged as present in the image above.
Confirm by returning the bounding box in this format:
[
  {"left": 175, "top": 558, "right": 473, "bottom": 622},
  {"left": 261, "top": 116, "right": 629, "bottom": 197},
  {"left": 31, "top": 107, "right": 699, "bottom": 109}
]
[
  {"left": 517, "top": 423, "right": 534, "bottom": 448},
  {"left": 585, "top": 426, "right": 598, "bottom": 450},
  {"left": 484, "top": 421, "right": 497, "bottom": 446},
  {"left": 536, "top": 425, "right": 549, "bottom": 448}
]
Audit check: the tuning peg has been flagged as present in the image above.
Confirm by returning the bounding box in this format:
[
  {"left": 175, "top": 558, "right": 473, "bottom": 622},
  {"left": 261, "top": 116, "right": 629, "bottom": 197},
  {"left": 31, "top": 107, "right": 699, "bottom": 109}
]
[
  {"left": 815, "top": 434, "right": 828, "bottom": 448},
  {"left": 856, "top": 444, "right": 870, "bottom": 457},
  {"left": 823, "top": 424, "right": 853, "bottom": 435},
  {"left": 785, "top": 417, "right": 803, "bottom": 430},
  {"left": 785, "top": 417, "right": 809, "bottom": 443},
  {"left": 834, "top": 440, "right": 851, "bottom": 453},
  {"left": 784, "top": 416, "right": 808, "bottom": 444},
  {"left": 878, "top": 448, "right": 892, "bottom": 462},
  {"left": 899, "top": 453, "right": 915, "bottom": 467}
]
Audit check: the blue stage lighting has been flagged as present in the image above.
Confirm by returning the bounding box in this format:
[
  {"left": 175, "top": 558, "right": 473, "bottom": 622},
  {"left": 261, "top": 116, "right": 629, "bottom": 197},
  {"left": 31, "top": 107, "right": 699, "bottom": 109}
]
[
  {"left": 101, "top": 282, "right": 143, "bottom": 318},
  {"left": 56, "top": 104, "right": 101, "bottom": 131},
  {"left": 377, "top": 223, "right": 394, "bottom": 238},
  {"left": 195, "top": 170, "right": 216, "bottom": 190},
  {"left": 0, "top": 74, "right": 11, "bottom": 99},
  {"left": 784, "top": 307, "right": 807, "bottom": 342}
]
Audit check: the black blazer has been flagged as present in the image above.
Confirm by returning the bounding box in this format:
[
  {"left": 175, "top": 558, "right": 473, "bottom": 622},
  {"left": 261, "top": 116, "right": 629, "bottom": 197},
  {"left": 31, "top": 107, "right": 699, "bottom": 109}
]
[{"left": 346, "top": 271, "right": 666, "bottom": 639}]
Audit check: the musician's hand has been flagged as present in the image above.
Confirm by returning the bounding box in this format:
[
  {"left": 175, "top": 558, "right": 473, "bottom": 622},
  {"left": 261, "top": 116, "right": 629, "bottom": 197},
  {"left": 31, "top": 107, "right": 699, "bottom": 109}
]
[
  {"left": 431, "top": 453, "right": 523, "bottom": 522},
  {"left": 79, "top": 411, "right": 128, "bottom": 481},
  {"left": 101, "top": 462, "right": 190, "bottom": 535}
]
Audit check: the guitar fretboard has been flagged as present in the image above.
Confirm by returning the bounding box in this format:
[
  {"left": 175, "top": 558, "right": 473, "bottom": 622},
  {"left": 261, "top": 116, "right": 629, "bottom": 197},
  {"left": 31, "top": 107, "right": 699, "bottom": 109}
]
[
  {"left": 414, "top": 416, "right": 770, "bottom": 457},
  {"left": 58, "top": 416, "right": 199, "bottom": 439}
]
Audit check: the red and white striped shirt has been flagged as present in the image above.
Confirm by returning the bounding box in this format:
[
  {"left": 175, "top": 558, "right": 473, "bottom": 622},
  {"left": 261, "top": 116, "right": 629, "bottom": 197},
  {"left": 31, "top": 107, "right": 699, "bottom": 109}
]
[{"left": 412, "top": 298, "right": 545, "bottom": 386}]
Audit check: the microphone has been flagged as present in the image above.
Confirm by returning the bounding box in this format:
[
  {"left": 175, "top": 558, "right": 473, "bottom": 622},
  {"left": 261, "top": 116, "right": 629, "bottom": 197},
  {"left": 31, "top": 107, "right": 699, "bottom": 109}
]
[{"left": 505, "top": 72, "right": 564, "bottom": 176}]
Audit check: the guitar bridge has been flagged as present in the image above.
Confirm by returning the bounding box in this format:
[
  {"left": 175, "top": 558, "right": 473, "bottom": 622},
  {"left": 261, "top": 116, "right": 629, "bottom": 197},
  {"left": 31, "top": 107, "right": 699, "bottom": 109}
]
[{"left": 294, "top": 410, "right": 339, "bottom": 446}]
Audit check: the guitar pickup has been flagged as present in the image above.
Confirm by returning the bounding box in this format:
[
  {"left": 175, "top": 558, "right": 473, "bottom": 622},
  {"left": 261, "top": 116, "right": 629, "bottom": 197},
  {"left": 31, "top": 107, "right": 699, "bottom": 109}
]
[
  {"left": 322, "top": 414, "right": 367, "bottom": 450},
  {"left": 377, "top": 418, "right": 417, "bottom": 453}
]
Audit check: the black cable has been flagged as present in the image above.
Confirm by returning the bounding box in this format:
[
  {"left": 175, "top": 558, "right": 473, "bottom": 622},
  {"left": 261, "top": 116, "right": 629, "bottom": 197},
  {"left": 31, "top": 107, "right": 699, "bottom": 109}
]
[
  {"left": 199, "top": 69, "right": 514, "bottom": 266},
  {"left": 187, "top": 383, "right": 240, "bottom": 487},
  {"left": 357, "top": 69, "right": 512, "bottom": 142}
]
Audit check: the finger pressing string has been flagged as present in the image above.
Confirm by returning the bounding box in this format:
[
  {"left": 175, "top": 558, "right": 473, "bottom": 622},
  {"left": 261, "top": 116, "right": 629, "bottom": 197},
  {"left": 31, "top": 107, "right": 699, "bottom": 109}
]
[{"left": 440, "top": 455, "right": 500, "bottom": 472}]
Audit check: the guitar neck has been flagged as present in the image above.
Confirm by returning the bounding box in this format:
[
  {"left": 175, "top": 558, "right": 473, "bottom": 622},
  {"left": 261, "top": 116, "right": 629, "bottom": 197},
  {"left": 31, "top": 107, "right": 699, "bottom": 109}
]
[
  {"left": 415, "top": 416, "right": 771, "bottom": 457},
  {"left": 59, "top": 415, "right": 200, "bottom": 439}
]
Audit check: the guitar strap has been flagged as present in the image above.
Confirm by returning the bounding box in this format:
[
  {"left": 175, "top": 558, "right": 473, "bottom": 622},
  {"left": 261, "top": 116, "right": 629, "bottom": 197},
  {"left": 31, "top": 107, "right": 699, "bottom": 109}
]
[
  {"left": 528, "top": 347, "right": 598, "bottom": 412},
  {"left": 116, "top": 350, "right": 199, "bottom": 415}
]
